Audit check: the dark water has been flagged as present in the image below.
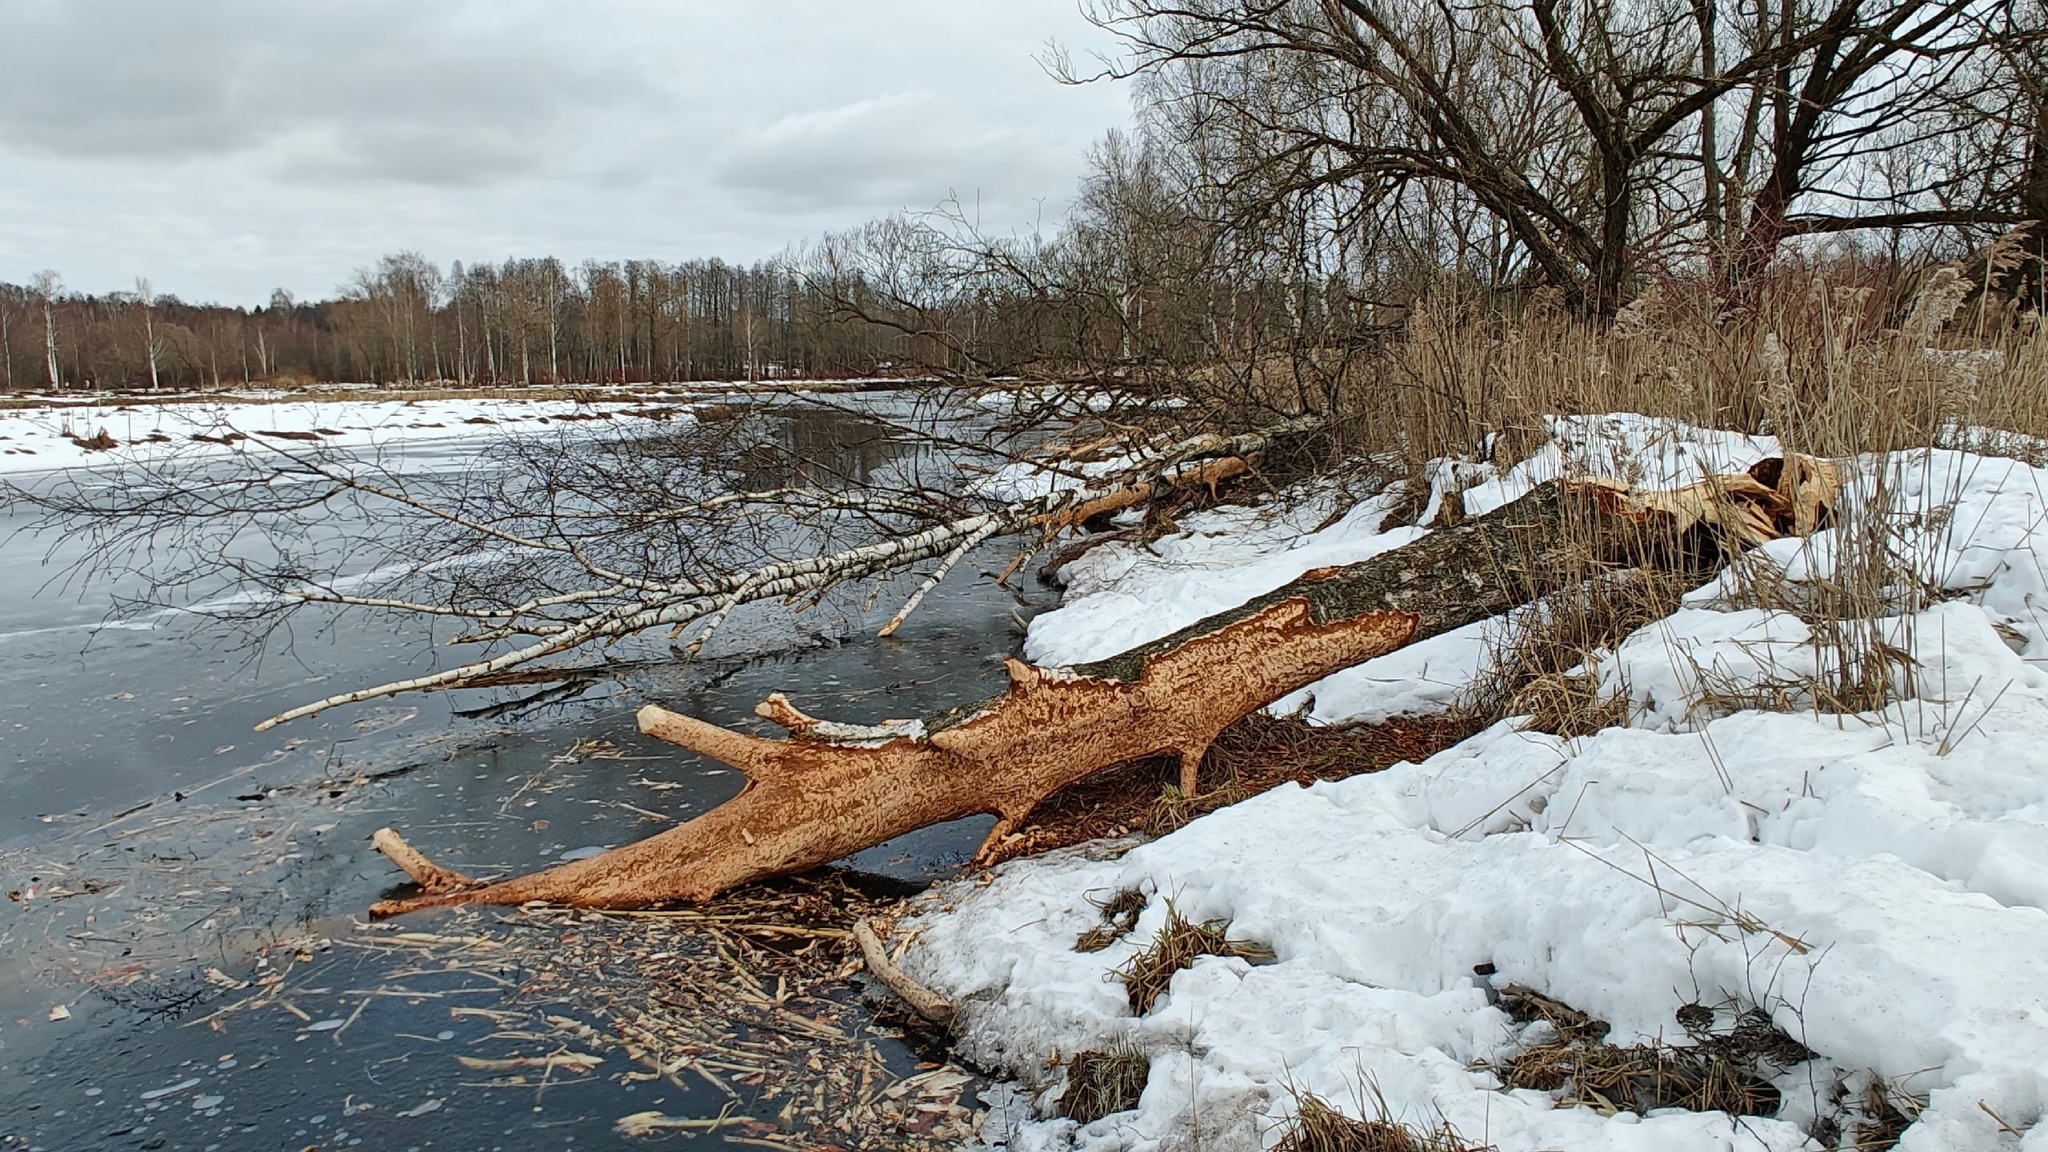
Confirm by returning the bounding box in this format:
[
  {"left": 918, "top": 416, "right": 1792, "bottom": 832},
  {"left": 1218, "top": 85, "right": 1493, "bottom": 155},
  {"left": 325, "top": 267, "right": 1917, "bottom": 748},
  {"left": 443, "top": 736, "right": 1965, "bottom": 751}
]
[{"left": 0, "top": 402, "right": 1048, "bottom": 1150}]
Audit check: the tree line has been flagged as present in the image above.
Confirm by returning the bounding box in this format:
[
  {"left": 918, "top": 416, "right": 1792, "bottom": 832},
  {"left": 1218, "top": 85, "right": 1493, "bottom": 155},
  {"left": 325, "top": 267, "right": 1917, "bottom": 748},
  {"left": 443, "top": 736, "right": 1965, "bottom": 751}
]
[{"left": 0, "top": 256, "right": 988, "bottom": 393}]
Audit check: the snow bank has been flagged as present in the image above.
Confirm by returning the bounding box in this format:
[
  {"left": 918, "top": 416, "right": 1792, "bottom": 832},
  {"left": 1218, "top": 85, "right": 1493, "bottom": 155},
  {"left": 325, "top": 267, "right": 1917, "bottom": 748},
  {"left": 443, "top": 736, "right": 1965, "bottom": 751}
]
[
  {"left": 907, "top": 416, "right": 2048, "bottom": 1150},
  {"left": 0, "top": 392, "right": 711, "bottom": 475}
]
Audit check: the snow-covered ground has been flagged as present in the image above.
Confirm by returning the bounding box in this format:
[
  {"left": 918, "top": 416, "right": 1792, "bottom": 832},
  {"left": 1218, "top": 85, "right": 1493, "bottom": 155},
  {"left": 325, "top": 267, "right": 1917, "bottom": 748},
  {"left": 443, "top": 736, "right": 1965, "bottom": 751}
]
[
  {"left": 0, "top": 389, "right": 728, "bottom": 475},
  {"left": 901, "top": 415, "right": 2048, "bottom": 1151}
]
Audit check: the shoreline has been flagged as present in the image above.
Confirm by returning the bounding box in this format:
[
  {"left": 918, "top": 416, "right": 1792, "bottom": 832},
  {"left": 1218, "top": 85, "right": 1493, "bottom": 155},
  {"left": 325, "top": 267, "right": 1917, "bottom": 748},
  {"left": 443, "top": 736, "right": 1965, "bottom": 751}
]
[{"left": 889, "top": 415, "right": 2048, "bottom": 1150}]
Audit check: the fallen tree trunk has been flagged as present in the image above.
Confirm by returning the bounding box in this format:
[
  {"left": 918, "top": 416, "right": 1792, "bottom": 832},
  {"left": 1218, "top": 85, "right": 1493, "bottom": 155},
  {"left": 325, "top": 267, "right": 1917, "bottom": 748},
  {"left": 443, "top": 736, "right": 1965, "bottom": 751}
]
[{"left": 368, "top": 457, "right": 1838, "bottom": 915}]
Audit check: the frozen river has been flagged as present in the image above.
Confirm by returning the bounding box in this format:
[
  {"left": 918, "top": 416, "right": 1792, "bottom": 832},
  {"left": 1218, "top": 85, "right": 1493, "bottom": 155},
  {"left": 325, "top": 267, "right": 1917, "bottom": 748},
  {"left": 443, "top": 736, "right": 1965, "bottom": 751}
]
[{"left": 0, "top": 398, "right": 1038, "bottom": 1150}]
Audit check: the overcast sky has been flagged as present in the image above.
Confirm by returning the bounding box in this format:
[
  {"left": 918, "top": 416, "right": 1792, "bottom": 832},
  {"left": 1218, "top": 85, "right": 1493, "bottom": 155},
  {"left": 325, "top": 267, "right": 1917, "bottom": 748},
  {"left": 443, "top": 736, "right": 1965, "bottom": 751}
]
[{"left": 0, "top": 1, "right": 1132, "bottom": 306}]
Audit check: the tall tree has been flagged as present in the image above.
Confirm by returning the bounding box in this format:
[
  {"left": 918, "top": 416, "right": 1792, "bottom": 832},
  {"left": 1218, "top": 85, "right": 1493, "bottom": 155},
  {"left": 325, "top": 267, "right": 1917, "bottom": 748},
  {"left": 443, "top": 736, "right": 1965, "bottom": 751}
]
[{"left": 32, "top": 270, "right": 62, "bottom": 391}]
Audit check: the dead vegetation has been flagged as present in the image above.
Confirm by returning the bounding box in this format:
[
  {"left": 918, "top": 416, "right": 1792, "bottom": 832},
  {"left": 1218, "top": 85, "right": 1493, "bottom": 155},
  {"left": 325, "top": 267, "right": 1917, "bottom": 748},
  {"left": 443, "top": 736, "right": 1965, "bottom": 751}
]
[
  {"left": 1276, "top": 1091, "right": 1494, "bottom": 1152},
  {"left": 1368, "top": 267, "right": 2046, "bottom": 742},
  {"left": 1688, "top": 465, "right": 1947, "bottom": 722},
  {"left": 1459, "top": 569, "right": 1689, "bottom": 736},
  {"left": 172, "top": 886, "right": 988, "bottom": 1143},
  {"left": 1074, "top": 888, "right": 1147, "bottom": 953},
  {"left": 1852, "top": 1079, "right": 1924, "bottom": 1151},
  {"left": 1058, "top": 1040, "right": 1152, "bottom": 1123},
  {"left": 1490, "top": 987, "right": 1815, "bottom": 1121},
  {"left": 1144, "top": 780, "right": 1252, "bottom": 835},
  {"left": 1499, "top": 1037, "right": 1783, "bottom": 1116},
  {"left": 1116, "top": 904, "right": 1274, "bottom": 1015},
  {"left": 1349, "top": 270, "right": 2048, "bottom": 478}
]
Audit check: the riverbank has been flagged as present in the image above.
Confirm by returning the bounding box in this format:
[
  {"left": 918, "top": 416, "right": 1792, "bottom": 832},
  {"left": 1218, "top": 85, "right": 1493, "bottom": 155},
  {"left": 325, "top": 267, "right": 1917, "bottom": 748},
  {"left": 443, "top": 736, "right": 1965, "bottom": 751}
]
[{"left": 896, "top": 414, "right": 2048, "bottom": 1151}]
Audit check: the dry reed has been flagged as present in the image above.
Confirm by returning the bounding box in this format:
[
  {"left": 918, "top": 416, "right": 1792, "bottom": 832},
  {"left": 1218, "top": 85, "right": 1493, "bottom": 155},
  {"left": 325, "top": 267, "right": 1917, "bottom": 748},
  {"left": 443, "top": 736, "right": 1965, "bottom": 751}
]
[
  {"left": 1459, "top": 571, "right": 1687, "bottom": 735},
  {"left": 1388, "top": 264, "right": 2039, "bottom": 736},
  {"left": 1276, "top": 1092, "right": 1493, "bottom": 1152},
  {"left": 1116, "top": 903, "right": 1274, "bottom": 1014},
  {"left": 1074, "top": 887, "right": 1147, "bottom": 953},
  {"left": 1059, "top": 1041, "right": 1152, "bottom": 1123},
  {"left": 1339, "top": 268, "right": 2048, "bottom": 474}
]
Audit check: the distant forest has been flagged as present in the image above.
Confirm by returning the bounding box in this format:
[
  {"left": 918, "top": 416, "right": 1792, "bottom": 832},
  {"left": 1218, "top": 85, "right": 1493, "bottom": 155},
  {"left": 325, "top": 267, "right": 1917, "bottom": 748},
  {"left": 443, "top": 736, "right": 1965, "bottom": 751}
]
[{"left": 0, "top": 256, "right": 949, "bottom": 392}]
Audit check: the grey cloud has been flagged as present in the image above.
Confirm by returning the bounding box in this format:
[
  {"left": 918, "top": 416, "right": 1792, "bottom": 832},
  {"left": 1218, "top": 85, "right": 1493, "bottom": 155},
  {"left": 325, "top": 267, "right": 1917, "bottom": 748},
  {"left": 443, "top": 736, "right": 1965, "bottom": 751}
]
[
  {"left": 0, "top": 1, "right": 1132, "bottom": 303},
  {"left": 0, "top": 0, "right": 640, "bottom": 186},
  {"left": 715, "top": 91, "right": 1070, "bottom": 214},
  {"left": 0, "top": 0, "right": 262, "bottom": 155}
]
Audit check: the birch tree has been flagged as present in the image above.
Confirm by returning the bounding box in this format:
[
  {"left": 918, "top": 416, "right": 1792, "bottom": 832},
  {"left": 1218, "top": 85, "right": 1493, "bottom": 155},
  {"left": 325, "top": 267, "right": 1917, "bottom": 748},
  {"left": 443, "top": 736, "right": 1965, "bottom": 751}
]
[{"left": 32, "top": 270, "right": 62, "bottom": 391}]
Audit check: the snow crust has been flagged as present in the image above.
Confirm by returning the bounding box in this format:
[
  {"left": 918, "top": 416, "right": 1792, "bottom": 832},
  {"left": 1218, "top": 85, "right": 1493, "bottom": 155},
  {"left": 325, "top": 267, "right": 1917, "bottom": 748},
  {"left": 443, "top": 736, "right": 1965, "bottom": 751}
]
[{"left": 910, "top": 415, "right": 2048, "bottom": 1151}]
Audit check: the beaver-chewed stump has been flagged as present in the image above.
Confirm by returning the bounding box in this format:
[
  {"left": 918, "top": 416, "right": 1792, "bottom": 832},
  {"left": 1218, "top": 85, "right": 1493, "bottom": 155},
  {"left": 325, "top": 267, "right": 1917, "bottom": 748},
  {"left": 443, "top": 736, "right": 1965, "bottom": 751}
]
[{"left": 368, "top": 457, "right": 1839, "bottom": 915}]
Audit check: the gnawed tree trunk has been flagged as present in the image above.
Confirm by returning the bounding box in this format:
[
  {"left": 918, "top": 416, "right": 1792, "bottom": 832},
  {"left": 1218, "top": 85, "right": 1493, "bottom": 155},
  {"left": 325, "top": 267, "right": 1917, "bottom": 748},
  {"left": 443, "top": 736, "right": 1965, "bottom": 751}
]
[{"left": 369, "top": 458, "right": 1838, "bottom": 915}]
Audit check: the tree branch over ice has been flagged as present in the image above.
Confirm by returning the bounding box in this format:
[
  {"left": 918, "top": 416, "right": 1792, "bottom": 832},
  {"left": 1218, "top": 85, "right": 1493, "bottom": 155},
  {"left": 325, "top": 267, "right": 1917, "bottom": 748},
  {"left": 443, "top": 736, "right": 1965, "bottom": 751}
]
[{"left": 5, "top": 402, "right": 1317, "bottom": 730}]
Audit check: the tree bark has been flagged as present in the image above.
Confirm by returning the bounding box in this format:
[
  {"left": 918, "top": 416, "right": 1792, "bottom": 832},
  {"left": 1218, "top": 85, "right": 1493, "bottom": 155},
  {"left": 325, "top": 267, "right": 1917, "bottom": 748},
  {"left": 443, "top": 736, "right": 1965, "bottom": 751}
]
[{"left": 367, "top": 459, "right": 1836, "bottom": 916}]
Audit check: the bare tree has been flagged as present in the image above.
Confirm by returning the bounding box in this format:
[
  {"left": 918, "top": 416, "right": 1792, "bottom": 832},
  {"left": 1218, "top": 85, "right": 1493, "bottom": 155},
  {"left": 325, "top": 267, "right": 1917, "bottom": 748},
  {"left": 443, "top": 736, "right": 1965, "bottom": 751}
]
[
  {"left": 31, "top": 269, "right": 62, "bottom": 390},
  {"left": 134, "top": 278, "right": 164, "bottom": 391},
  {"left": 1058, "top": 0, "right": 2035, "bottom": 310},
  {"left": 0, "top": 285, "right": 17, "bottom": 389}
]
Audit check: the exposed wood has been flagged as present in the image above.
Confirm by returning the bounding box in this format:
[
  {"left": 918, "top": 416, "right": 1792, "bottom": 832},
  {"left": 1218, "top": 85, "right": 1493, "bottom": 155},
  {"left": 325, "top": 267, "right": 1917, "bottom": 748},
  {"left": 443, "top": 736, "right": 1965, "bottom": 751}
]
[
  {"left": 1036, "top": 454, "right": 1254, "bottom": 534},
  {"left": 853, "top": 918, "right": 954, "bottom": 1025},
  {"left": 370, "top": 827, "right": 472, "bottom": 892},
  {"left": 368, "top": 457, "right": 1838, "bottom": 915}
]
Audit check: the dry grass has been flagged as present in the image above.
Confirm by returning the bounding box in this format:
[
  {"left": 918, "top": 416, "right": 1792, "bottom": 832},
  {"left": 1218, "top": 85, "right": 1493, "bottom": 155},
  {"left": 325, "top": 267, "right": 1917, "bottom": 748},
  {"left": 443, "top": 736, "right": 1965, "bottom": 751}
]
[
  {"left": 1492, "top": 991, "right": 1813, "bottom": 1121},
  {"left": 1276, "top": 1092, "right": 1493, "bottom": 1152},
  {"left": 1412, "top": 269, "right": 2032, "bottom": 735},
  {"left": 1500, "top": 1040, "right": 1781, "bottom": 1116},
  {"left": 1144, "top": 780, "right": 1252, "bottom": 835},
  {"left": 1323, "top": 264, "right": 2045, "bottom": 738},
  {"left": 1851, "top": 1078, "right": 1923, "bottom": 1150},
  {"left": 1074, "top": 887, "right": 1148, "bottom": 953},
  {"left": 1503, "top": 673, "right": 1631, "bottom": 737},
  {"left": 1338, "top": 266, "right": 2048, "bottom": 474},
  {"left": 1688, "top": 464, "right": 1945, "bottom": 720},
  {"left": 1460, "top": 570, "right": 1687, "bottom": 735},
  {"left": 1059, "top": 1041, "right": 1152, "bottom": 1123},
  {"left": 1116, "top": 903, "right": 1274, "bottom": 1014}
]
